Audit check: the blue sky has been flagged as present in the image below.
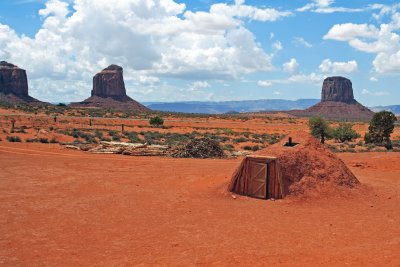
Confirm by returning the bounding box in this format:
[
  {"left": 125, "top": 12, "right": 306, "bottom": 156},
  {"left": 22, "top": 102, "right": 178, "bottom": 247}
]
[{"left": 0, "top": 0, "right": 399, "bottom": 106}]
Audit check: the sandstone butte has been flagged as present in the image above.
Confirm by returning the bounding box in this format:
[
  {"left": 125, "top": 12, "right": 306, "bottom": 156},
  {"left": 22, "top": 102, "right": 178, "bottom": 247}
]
[
  {"left": 0, "top": 61, "right": 43, "bottom": 104},
  {"left": 70, "top": 65, "right": 150, "bottom": 112},
  {"left": 289, "top": 76, "right": 374, "bottom": 120}
]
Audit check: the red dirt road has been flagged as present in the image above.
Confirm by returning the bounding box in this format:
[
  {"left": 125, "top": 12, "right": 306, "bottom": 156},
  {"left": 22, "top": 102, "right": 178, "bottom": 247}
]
[{"left": 0, "top": 143, "right": 399, "bottom": 266}]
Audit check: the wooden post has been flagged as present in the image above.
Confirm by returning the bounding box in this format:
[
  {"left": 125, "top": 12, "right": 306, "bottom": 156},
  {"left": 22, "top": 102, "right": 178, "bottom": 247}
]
[
  {"left": 11, "top": 118, "right": 15, "bottom": 131},
  {"left": 122, "top": 124, "right": 124, "bottom": 132},
  {"left": 89, "top": 119, "right": 92, "bottom": 126},
  {"left": 54, "top": 116, "right": 57, "bottom": 122}
]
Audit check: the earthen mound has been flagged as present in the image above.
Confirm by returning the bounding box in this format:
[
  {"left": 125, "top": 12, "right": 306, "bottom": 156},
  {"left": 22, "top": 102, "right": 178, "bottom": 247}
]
[
  {"left": 230, "top": 131, "right": 359, "bottom": 199},
  {"left": 258, "top": 132, "right": 359, "bottom": 195},
  {"left": 171, "top": 137, "right": 224, "bottom": 159}
]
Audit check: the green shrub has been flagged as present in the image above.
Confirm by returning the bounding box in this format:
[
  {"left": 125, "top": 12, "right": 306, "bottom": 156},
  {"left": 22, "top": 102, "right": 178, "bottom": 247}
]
[
  {"left": 6, "top": 136, "right": 21, "bottom": 142},
  {"left": 332, "top": 123, "right": 360, "bottom": 142},
  {"left": 50, "top": 137, "right": 58, "bottom": 143},
  {"left": 149, "top": 116, "right": 164, "bottom": 127},
  {"left": 309, "top": 117, "right": 332, "bottom": 144},
  {"left": 124, "top": 131, "right": 141, "bottom": 143},
  {"left": 233, "top": 137, "right": 247, "bottom": 143},
  {"left": 365, "top": 111, "right": 397, "bottom": 147},
  {"left": 39, "top": 138, "right": 49, "bottom": 143}
]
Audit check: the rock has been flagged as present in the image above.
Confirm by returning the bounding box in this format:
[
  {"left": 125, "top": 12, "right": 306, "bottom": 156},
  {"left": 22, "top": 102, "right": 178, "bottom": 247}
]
[
  {"left": 92, "top": 64, "right": 126, "bottom": 98},
  {"left": 289, "top": 76, "right": 374, "bottom": 120},
  {"left": 0, "top": 61, "right": 44, "bottom": 104},
  {"left": 321, "top": 76, "right": 354, "bottom": 103},
  {"left": 70, "top": 64, "right": 150, "bottom": 112},
  {"left": 0, "top": 61, "right": 29, "bottom": 97}
]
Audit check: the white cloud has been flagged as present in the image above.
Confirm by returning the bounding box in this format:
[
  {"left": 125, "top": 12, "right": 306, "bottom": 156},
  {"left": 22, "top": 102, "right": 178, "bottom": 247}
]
[
  {"left": 323, "top": 6, "right": 400, "bottom": 74},
  {"left": 319, "top": 59, "right": 358, "bottom": 74},
  {"left": 369, "top": 76, "right": 378, "bottom": 82},
  {"left": 297, "top": 0, "right": 364, "bottom": 13},
  {"left": 292, "top": 37, "right": 312, "bottom": 48},
  {"left": 211, "top": 2, "right": 292, "bottom": 22},
  {"left": 257, "top": 80, "right": 272, "bottom": 87},
  {"left": 188, "top": 81, "right": 211, "bottom": 91},
  {"left": 0, "top": 0, "right": 291, "bottom": 101},
  {"left": 259, "top": 73, "right": 323, "bottom": 86},
  {"left": 282, "top": 58, "right": 299, "bottom": 73},
  {"left": 361, "top": 89, "right": 389, "bottom": 96},
  {"left": 272, "top": 41, "right": 283, "bottom": 51},
  {"left": 323, "top": 23, "right": 379, "bottom": 42}
]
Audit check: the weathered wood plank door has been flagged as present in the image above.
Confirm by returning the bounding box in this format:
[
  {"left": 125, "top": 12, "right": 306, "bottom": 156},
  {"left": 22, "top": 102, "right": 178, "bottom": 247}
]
[{"left": 247, "top": 159, "right": 268, "bottom": 199}]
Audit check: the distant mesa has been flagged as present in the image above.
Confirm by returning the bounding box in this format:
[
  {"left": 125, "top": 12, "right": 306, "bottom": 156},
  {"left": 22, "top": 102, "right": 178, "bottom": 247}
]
[
  {"left": 289, "top": 76, "right": 374, "bottom": 120},
  {"left": 70, "top": 64, "right": 150, "bottom": 111},
  {"left": 0, "top": 61, "right": 44, "bottom": 104}
]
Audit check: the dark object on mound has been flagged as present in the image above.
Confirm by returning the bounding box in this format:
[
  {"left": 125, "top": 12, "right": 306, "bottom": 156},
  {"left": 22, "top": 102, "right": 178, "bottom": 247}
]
[{"left": 171, "top": 137, "right": 224, "bottom": 158}]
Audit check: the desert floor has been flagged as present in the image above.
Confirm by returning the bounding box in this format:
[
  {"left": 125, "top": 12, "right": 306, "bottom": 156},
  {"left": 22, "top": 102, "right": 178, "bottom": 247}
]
[{"left": 0, "top": 142, "right": 399, "bottom": 266}]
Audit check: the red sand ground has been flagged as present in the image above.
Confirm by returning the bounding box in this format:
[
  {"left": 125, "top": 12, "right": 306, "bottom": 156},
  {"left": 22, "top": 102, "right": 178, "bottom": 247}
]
[{"left": 0, "top": 142, "right": 399, "bottom": 266}]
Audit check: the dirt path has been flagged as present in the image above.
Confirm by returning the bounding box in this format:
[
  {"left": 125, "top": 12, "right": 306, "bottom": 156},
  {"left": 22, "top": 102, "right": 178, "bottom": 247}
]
[{"left": 0, "top": 143, "right": 399, "bottom": 266}]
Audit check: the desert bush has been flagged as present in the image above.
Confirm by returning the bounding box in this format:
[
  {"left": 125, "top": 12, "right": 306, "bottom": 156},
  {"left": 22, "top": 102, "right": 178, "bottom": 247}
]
[
  {"left": 124, "top": 131, "right": 141, "bottom": 143},
  {"left": 365, "top": 111, "right": 397, "bottom": 149},
  {"left": 6, "top": 136, "right": 21, "bottom": 142},
  {"left": 233, "top": 137, "right": 247, "bottom": 143},
  {"left": 222, "top": 143, "right": 235, "bottom": 151},
  {"left": 39, "top": 138, "right": 49, "bottom": 144},
  {"left": 333, "top": 123, "right": 360, "bottom": 143},
  {"left": 94, "top": 130, "right": 103, "bottom": 139},
  {"left": 222, "top": 128, "right": 235, "bottom": 135},
  {"left": 149, "top": 116, "right": 164, "bottom": 127},
  {"left": 165, "top": 133, "right": 190, "bottom": 146},
  {"left": 243, "top": 145, "right": 252, "bottom": 150},
  {"left": 50, "top": 137, "right": 58, "bottom": 143},
  {"left": 309, "top": 117, "right": 332, "bottom": 144}
]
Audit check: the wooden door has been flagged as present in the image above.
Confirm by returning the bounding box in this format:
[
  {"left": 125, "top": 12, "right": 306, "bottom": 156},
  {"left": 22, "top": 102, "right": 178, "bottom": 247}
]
[{"left": 247, "top": 159, "right": 268, "bottom": 199}]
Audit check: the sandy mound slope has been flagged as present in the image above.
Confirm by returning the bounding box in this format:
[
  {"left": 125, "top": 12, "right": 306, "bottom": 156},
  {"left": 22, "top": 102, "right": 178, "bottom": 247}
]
[{"left": 252, "top": 131, "right": 360, "bottom": 197}]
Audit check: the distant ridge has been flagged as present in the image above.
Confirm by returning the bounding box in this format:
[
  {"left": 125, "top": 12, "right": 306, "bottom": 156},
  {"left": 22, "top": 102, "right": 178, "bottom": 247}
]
[{"left": 144, "top": 99, "right": 319, "bottom": 114}]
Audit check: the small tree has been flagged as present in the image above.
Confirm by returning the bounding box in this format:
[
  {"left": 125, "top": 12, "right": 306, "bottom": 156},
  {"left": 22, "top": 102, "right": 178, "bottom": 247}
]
[
  {"left": 333, "top": 123, "right": 360, "bottom": 143},
  {"left": 308, "top": 117, "right": 332, "bottom": 144},
  {"left": 149, "top": 116, "right": 164, "bottom": 127},
  {"left": 365, "top": 111, "right": 397, "bottom": 147}
]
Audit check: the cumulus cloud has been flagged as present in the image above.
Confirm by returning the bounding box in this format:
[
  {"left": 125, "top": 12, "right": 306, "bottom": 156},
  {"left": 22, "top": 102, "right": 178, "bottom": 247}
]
[
  {"left": 297, "top": 0, "right": 364, "bottom": 13},
  {"left": 0, "top": 0, "right": 291, "bottom": 101},
  {"left": 319, "top": 59, "right": 358, "bottom": 74},
  {"left": 292, "top": 37, "right": 312, "bottom": 48},
  {"left": 323, "top": 5, "right": 400, "bottom": 74},
  {"left": 258, "top": 73, "right": 323, "bottom": 86},
  {"left": 361, "top": 89, "right": 389, "bottom": 96},
  {"left": 188, "top": 81, "right": 211, "bottom": 91},
  {"left": 272, "top": 41, "right": 283, "bottom": 52},
  {"left": 257, "top": 80, "right": 272, "bottom": 87},
  {"left": 282, "top": 58, "right": 299, "bottom": 73}
]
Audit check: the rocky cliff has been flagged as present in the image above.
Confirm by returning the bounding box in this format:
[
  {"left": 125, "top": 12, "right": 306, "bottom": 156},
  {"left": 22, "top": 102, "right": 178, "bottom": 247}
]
[
  {"left": 321, "top": 76, "right": 355, "bottom": 103},
  {"left": 91, "top": 65, "right": 126, "bottom": 98},
  {"left": 289, "top": 76, "right": 374, "bottom": 120},
  {"left": 0, "top": 61, "right": 43, "bottom": 104},
  {"left": 70, "top": 65, "right": 150, "bottom": 112}
]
